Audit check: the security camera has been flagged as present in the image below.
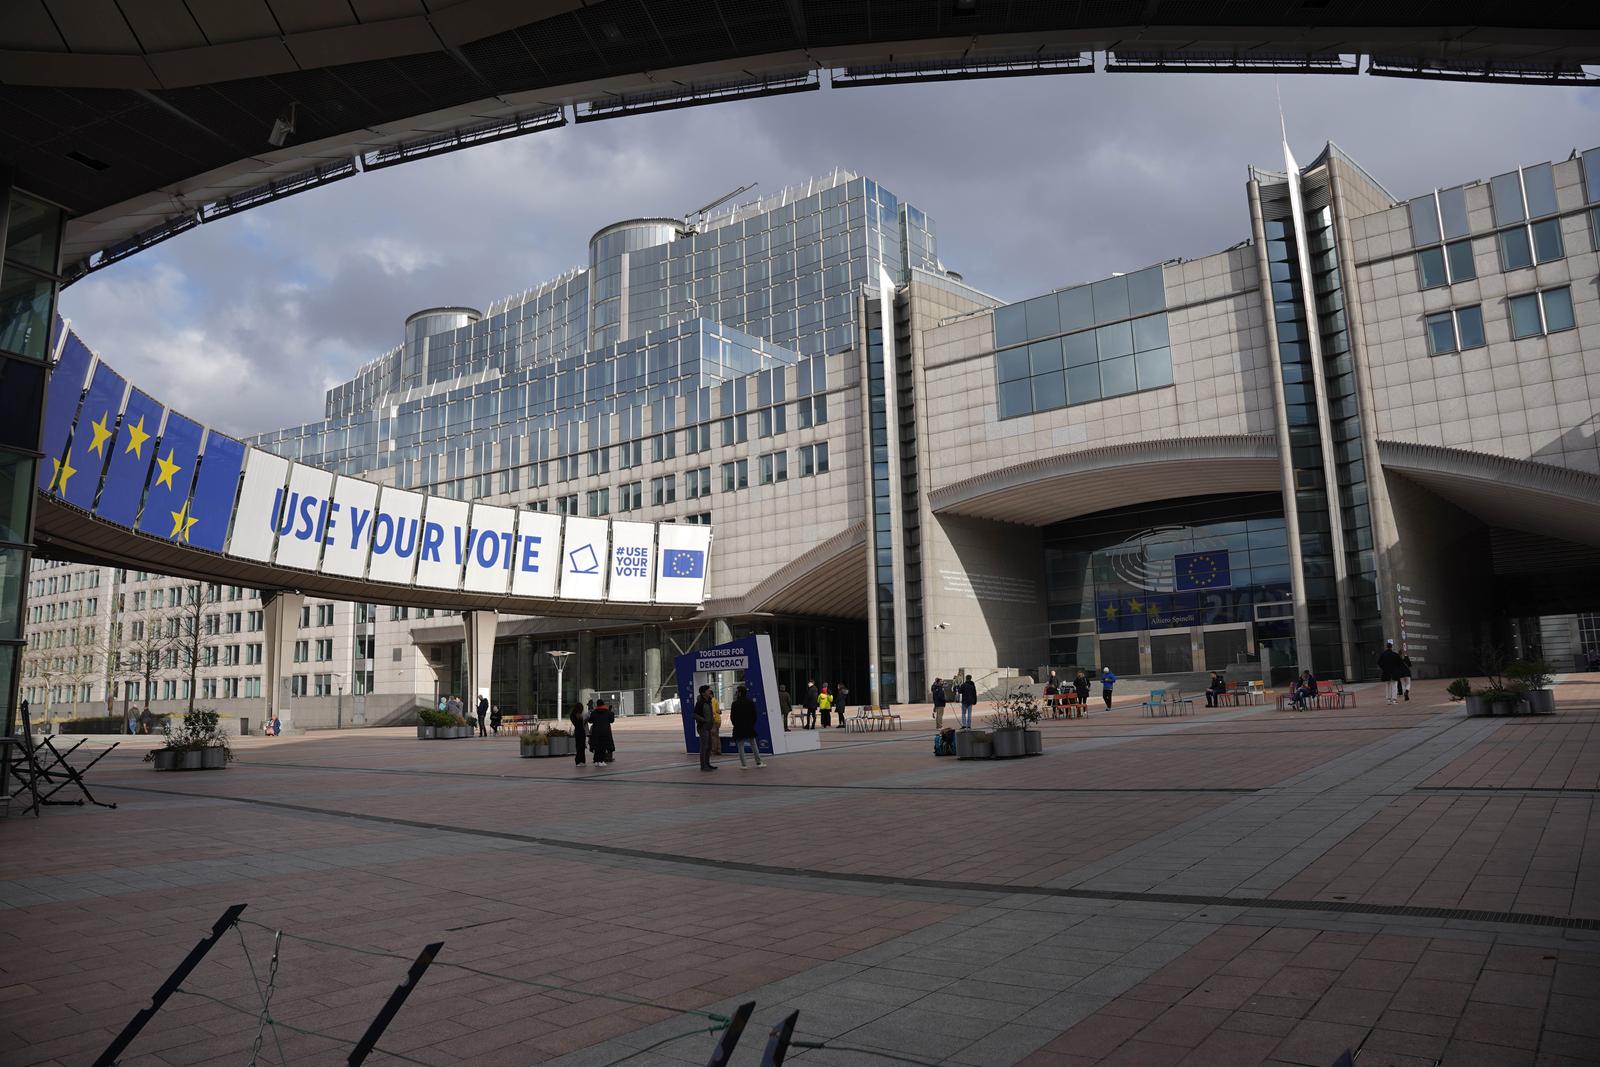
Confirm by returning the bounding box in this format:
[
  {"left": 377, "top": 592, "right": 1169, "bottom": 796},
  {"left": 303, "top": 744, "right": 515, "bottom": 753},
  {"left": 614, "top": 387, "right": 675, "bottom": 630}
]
[{"left": 268, "top": 103, "right": 298, "bottom": 148}]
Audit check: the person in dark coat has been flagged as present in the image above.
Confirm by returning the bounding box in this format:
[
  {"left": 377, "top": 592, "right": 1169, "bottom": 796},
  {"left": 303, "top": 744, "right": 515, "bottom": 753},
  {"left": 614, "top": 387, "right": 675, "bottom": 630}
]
[
  {"left": 476, "top": 694, "right": 489, "bottom": 737},
  {"left": 778, "top": 683, "right": 792, "bottom": 731},
  {"left": 1377, "top": 641, "right": 1405, "bottom": 705},
  {"left": 958, "top": 675, "right": 978, "bottom": 729},
  {"left": 588, "top": 698, "right": 615, "bottom": 766},
  {"left": 931, "top": 678, "right": 947, "bottom": 730},
  {"left": 1072, "top": 671, "right": 1090, "bottom": 717},
  {"left": 693, "top": 685, "right": 718, "bottom": 772},
  {"left": 1399, "top": 652, "right": 1413, "bottom": 702},
  {"left": 1205, "top": 671, "right": 1227, "bottom": 708},
  {"left": 730, "top": 685, "right": 763, "bottom": 767},
  {"left": 489, "top": 705, "right": 503, "bottom": 735},
  {"left": 802, "top": 679, "right": 819, "bottom": 729},
  {"left": 835, "top": 684, "right": 849, "bottom": 727},
  {"left": 570, "top": 702, "right": 587, "bottom": 766}
]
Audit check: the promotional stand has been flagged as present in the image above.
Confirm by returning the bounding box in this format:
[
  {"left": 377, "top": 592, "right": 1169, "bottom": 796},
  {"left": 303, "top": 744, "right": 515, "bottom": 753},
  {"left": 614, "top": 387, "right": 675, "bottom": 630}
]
[{"left": 674, "top": 635, "right": 819, "bottom": 756}]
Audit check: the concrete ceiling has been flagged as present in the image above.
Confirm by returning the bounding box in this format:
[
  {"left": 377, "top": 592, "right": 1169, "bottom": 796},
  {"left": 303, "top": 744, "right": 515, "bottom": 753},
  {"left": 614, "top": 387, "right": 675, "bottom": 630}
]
[
  {"left": 706, "top": 521, "right": 867, "bottom": 620},
  {"left": 3, "top": 1, "right": 1597, "bottom": 277}
]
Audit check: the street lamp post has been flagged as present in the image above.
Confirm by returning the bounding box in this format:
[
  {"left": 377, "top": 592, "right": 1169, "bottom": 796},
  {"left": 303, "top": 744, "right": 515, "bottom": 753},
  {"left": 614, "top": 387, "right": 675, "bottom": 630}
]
[
  {"left": 336, "top": 680, "right": 344, "bottom": 730},
  {"left": 547, "top": 650, "right": 573, "bottom": 723}
]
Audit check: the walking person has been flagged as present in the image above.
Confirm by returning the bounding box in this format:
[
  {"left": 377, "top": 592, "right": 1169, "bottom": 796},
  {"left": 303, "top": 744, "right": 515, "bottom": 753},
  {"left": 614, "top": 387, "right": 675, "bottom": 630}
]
[
  {"left": 1100, "top": 666, "right": 1116, "bottom": 710},
  {"left": 818, "top": 685, "right": 834, "bottom": 729},
  {"left": 959, "top": 674, "right": 977, "bottom": 729},
  {"left": 803, "top": 679, "right": 819, "bottom": 729},
  {"left": 588, "top": 697, "right": 614, "bottom": 766},
  {"left": 931, "top": 678, "right": 947, "bottom": 731},
  {"left": 476, "top": 694, "right": 489, "bottom": 737},
  {"left": 570, "top": 701, "right": 587, "bottom": 766},
  {"left": 1377, "top": 641, "right": 1404, "bottom": 705},
  {"left": 694, "top": 685, "right": 719, "bottom": 772},
  {"left": 836, "top": 683, "right": 849, "bottom": 727},
  {"left": 1399, "top": 651, "right": 1413, "bottom": 702},
  {"left": 1073, "top": 670, "right": 1090, "bottom": 717},
  {"left": 778, "top": 683, "right": 792, "bottom": 731},
  {"left": 730, "top": 685, "right": 764, "bottom": 767}
]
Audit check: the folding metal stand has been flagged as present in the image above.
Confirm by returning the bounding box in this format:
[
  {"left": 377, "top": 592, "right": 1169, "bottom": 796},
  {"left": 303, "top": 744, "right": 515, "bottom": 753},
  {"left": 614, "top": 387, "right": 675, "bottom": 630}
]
[{"left": 4, "top": 703, "right": 118, "bottom": 816}]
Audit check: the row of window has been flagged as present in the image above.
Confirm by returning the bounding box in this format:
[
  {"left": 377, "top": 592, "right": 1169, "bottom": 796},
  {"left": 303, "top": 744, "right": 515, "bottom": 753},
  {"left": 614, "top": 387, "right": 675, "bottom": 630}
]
[
  {"left": 578, "top": 444, "right": 832, "bottom": 515},
  {"left": 557, "top": 397, "right": 830, "bottom": 483},
  {"left": 1425, "top": 285, "right": 1575, "bottom": 356},
  {"left": 291, "top": 638, "right": 336, "bottom": 663},
  {"left": 1416, "top": 218, "right": 1567, "bottom": 290},
  {"left": 28, "top": 597, "right": 97, "bottom": 623},
  {"left": 28, "top": 570, "right": 101, "bottom": 596}
]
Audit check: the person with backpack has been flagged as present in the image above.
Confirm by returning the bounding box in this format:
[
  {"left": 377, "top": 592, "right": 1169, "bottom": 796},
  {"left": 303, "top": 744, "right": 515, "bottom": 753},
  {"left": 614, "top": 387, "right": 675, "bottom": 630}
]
[
  {"left": 931, "top": 678, "right": 947, "bottom": 730},
  {"left": 1100, "top": 667, "right": 1116, "bottom": 710},
  {"left": 730, "top": 685, "right": 763, "bottom": 767},
  {"left": 958, "top": 675, "right": 978, "bottom": 729}
]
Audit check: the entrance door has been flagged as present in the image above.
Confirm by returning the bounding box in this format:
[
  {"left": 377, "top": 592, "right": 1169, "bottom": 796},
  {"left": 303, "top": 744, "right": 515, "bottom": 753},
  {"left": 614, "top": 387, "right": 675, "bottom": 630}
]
[
  {"left": 1098, "top": 636, "right": 1140, "bottom": 677},
  {"left": 1202, "top": 626, "right": 1252, "bottom": 670},
  {"left": 1150, "top": 631, "right": 1194, "bottom": 674}
]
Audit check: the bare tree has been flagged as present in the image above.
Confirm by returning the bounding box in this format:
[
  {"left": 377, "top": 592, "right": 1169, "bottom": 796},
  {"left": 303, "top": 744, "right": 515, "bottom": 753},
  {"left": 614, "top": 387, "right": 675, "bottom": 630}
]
[{"left": 172, "top": 582, "right": 211, "bottom": 714}]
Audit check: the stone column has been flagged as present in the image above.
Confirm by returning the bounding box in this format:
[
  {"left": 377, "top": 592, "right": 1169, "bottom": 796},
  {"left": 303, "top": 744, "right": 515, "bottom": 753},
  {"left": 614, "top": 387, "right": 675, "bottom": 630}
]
[
  {"left": 642, "top": 624, "right": 662, "bottom": 706},
  {"left": 262, "top": 590, "right": 304, "bottom": 731},
  {"left": 462, "top": 610, "right": 498, "bottom": 709},
  {"left": 577, "top": 629, "right": 597, "bottom": 704}
]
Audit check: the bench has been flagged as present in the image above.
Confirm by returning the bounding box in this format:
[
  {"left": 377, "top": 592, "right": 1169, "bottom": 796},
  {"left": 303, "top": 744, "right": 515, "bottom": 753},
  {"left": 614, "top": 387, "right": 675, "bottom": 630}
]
[{"left": 1045, "top": 694, "right": 1085, "bottom": 719}]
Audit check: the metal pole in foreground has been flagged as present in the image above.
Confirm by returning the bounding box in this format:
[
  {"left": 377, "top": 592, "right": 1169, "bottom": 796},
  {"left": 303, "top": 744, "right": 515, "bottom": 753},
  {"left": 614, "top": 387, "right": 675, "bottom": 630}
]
[{"left": 547, "top": 650, "right": 573, "bottom": 723}]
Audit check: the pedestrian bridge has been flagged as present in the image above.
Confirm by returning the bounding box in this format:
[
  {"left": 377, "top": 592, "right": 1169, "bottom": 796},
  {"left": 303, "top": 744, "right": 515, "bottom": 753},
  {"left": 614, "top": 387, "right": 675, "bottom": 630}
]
[{"left": 31, "top": 318, "right": 710, "bottom": 623}]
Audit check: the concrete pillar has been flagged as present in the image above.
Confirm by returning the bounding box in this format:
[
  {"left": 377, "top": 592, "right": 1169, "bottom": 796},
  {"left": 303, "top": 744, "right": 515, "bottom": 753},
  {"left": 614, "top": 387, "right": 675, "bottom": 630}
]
[
  {"left": 262, "top": 590, "right": 304, "bottom": 731},
  {"left": 517, "top": 635, "right": 534, "bottom": 714},
  {"left": 462, "top": 610, "right": 498, "bottom": 710},
  {"left": 713, "top": 618, "right": 733, "bottom": 646},
  {"left": 577, "top": 629, "right": 597, "bottom": 701},
  {"left": 642, "top": 624, "right": 662, "bottom": 705}
]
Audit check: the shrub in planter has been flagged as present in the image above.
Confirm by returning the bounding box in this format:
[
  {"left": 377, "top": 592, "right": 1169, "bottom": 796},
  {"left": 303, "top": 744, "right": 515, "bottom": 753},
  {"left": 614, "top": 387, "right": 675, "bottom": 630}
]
[
  {"left": 545, "top": 727, "right": 573, "bottom": 756},
  {"left": 1508, "top": 660, "right": 1555, "bottom": 715},
  {"left": 988, "top": 709, "right": 1027, "bottom": 758},
  {"left": 520, "top": 732, "right": 551, "bottom": 758},
  {"left": 145, "top": 709, "right": 232, "bottom": 771},
  {"left": 1446, "top": 678, "right": 1473, "bottom": 702}
]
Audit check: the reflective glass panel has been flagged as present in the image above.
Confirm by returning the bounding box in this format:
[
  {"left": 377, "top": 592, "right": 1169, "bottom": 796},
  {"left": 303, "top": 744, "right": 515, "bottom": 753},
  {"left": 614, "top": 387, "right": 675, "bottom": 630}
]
[
  {"left": 1585, "top": 148, "right": 1600, "bottom": 203},
  {"left": 1131, "top": 312, "right": 1169, "bottom": 352},
  {"left": 3, "top": 193, "right": 61, "bottom": 273},
  {"left": 993, "top": 303, "right": 1027, "bottom": 348},
  {"left": 1416, "top": 247, "right": 1447, "bottom": 289},
  {"left": 1032, "top": 371, "right": 1067, "bottom": 412},
  {"left": 1531, "top": 218, "right": 1564, "bottom": 263},
  {"left": 1099, "top": 355, "right": 1137, "bottom": 397},
  {"left": 1542, "top": 287, "right": 1575, "bottom": 332},
  {"left": 1438, "top": 186, "right": 1470, "bottom": 239},
  {"left": 1063, "top": 331, "right": 1097, "bottom": 368},
  {"left": 1445, "top": 239, "right": 1476, "bottom": 282},
  {"left": 998, "top": 378, "right": 1033, "bottom": 419},
  {"left": 1126, "top": 267, "right": 1165, "bottom": 315},
  {"left": 1508, "top": 293, "right": 1543, "bottom": 339},
  {"left": 1134, "top": 348, "right": 1173, "bottom": 390},
  {"left": 1455, "top": 305, "right": 1485, "bottom": 349},
  {"left": 1058, "top": 286, "right": 1094, "bottom": 331},
  {"left": 1490, "top": 172, "right": 1526, "bottom": 226},
  {"left": 1029, "top": 338, "right": 1063, "bottom": 375},
  {"left": 1407, "top": 196, "right": 1441, "bottom": 245},
  {"left": 997, "top": 347, "right": 1031, "bottom": 382},
  {"left": 1499, "top": 227, "right": 1533, "bottom": 271},
  {"left": 1024, "top": 294, "right": 1059, "bottom": 338},
  {"left": 1066, "top": 364, "right": 1100, "bottom": 405},
  {"left": 1090, "top": 275, "right": 1129, "bottom": 323},
  {"left": 0, "top": 272, "right": 53, "bottom": 359},
  {"left": 1424, "top": 311, "right": 1456, "bottom": 355},
  {"left": 1522, "top": 162, "right": 1558, "bottom": 217},
  {"left": 1096, "top": 321, "right": 1133, "bottom": 360}
]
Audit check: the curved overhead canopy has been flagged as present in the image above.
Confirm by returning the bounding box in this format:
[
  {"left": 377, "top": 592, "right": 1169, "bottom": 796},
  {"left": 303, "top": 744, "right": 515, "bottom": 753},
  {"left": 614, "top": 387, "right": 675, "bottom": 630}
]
[
  {"left": 928, "top": 435, "right": 1282, "bottom": 527},
  {"left": 1377, "top": 439, "right": 1600, "bottom": 550},
  {"left": 2, "top": 2, "right": 1596, "bottom": 277}
]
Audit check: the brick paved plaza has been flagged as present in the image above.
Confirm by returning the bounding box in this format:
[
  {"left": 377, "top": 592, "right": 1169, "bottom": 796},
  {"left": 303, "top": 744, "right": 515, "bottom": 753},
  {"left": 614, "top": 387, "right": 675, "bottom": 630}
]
[{"left": 3, "top": 678, "right": 1598, "bottom": 1066}]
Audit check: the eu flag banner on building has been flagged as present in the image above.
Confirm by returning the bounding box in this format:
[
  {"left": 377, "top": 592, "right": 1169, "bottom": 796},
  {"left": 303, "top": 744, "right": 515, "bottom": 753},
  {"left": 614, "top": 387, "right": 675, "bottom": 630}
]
[
  {"left": 138, "top": 411, "right": 204, "bottom": 538},
  {"left": 36, "top": 332, "right": 93, "bottom": 493},
  {"left": 656, "top": 523, "right": 712, "bottom": 604},
  {"left": 184, "top": 431, "right": 246, "bottom": 552},
  {"left": 94, "top": 388, "right": 164, "bottom": 528},
  {"left": 1173, "top": 550, "right": 1231, "bottom": 591},
  {"left": 662, "top": 548, "right": 705, "bottom": 579},
  {"left": 61, "top": 361, "right": 128, "bottom": 510}
]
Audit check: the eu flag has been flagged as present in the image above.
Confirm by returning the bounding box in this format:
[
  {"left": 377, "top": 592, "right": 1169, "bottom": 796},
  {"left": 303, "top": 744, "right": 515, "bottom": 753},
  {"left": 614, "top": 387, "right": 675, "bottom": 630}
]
[
  {"left": 61, "top": 361, "right": 127, "bottom": 511},
  {"left": 94, "top": 389, "right": 164, "bottom": 529},
  {"left": 1173, "top": 550, "right": 1231, "bottom": 591},
  {"left": 662, "top": 548, "right": 706, "bottom": 578},
  {"left": 36, "top": 332, "right": 92, "bottom": 493},
  {"left": 184, "top": 431, "right": 245, "bottom": 552},
  {"left": 138, "top": 411, "right": 203, "bottom": 538}
]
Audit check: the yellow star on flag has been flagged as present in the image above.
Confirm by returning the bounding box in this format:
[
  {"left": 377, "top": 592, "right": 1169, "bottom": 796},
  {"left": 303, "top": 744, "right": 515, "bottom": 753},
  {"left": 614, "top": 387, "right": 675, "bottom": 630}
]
[
  {"left": 1128, "top": 597, "right": 1143, "bottom": 614},
  {"left": 124, "top": 415, "right": 150, "bottom": 459},
  {"left": 50, "top": 454, "right": 78, "bottom": 495},
  {"left": 86, "top": 412, "right": 113, "bottom": 456},
  {"left": 1147, "top": 600, "right": 1162, "bottom": 619},
  {"left": 1103, "top": 602, "right": 1119, "bottom": 620},
  {"left": 154, "top": 449, "right": 182, "bottom": 490},
  {"left": 169, "top": 501, "right": 198, "bottom": 542}
]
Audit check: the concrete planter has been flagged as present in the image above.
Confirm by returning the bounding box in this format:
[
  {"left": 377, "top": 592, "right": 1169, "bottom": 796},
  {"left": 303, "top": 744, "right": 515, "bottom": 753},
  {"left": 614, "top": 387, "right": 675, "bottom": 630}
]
[
  {"left": 202, "top": 747, "right": 226, "bottom": 769},
  {"left": 992, "top": 728, "right": 1027, "bottom": 759},
  {"left": 1024, "top": 729, "right": 1043, "bottom": 756},
  {"left": 417, "top": 725, "right": 436, "bottom": 739},
  {"left": 151, "top": 749, "right": 179, "bottom": 771},
  {"left": 1525, "top": 689, "right": 1556, "bottom": 715},
  {"left": 547, "top": 736, "right": 575, "bottom": 756},
  {"left": 179, "top": 749, "right": 205, "bottom": 771}
]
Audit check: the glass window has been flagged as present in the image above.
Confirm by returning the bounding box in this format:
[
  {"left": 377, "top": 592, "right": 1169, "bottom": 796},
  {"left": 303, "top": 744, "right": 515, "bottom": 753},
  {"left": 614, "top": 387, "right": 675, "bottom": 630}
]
[
  {"left": 1126, "top": 266, "right": 1165, "bottom": 316},
  {"left": 1057, "top": 286, "right": 1094, "bottom": 331},
  {"left": 1499, "top": 227, "right": 1533, "bottom": 271},
  {"left": 1090, "top": 275, "right": 1129, "bottom": 323},
  {"left": 1095, "top": 321, "right": 1133, "bottom": 360},
  {"left": 1028, "top": 338, "right": 1063, "bottom": 375},
  {"left": 1542, "top": 287, "right": 1575, "bottom": 333},
  {"left": 1415, "top": 247, "right": 1447, "bottom": 289},
  {"left": 3, "top": 193, "right": 62, "bottom": 273},
  {"left": 1424, "top": 311, "right": 1457, "bottom": 355},
  {"left": 1066, "top": 364, "right": 1100, "bottom": 405},
  {"left": 1134, "top": 348, "right": 1173, "bottom": 390},
  {"left": 1407, "top": 195, "right": 1441, "bottom": 245},
  {"left": 996, "top": 347, "right": 1031, "bottom": 382},
  {"left": 1508, "top": 292, "right": 1543, "bottom": 339},
  {"left": 1455, "top": 305, "right": 1485, "bottom": 349},
  {"left": 1063, "top": 331, "right": 1097, "bottom": 368},
  {"left": 1445, "top": 239, "right": 1476, "bottom": 282},
  {"left": 993, "top": 303, "right": 1027, "bottom": 349},
  {"left": 1024, "top": 294, "right": 1059, "bottom": 338},
  {"left": 1531, "top": 218, "right": 1564, "bottom": 263},
  {"left": 1031, "top": 371, "right": 1067, "bottom": 412},
  {"left": 0, "top": 272, "right": 54, "bottom": 360},
  {"left": 1438, "top": 186, "right": 1470, "bottom": 239},
  {"left": 1522, "top": 162, "right": 1558, "bottom": 218},
  {"left": 1489, "top": 171, "right": 1526, "bottom": 226},
  {"left": 1131, "top": 312, "right": 1169, "bottom": 352},
  {"left": 1585, "top": 148, "right": 1600, "bottom": 204},
  {"left": 1099, "top": 355, "right": 1137, "bottom": 397},
  {"left": 997, "top": 378, "right": 1032, "bottom": 419}
]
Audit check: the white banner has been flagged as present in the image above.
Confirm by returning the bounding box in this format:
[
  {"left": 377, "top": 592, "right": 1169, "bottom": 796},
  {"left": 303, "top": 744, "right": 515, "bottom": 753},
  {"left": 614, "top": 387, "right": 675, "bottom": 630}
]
[
  {"left": 462, "top": 503, "right": 517, "bottom": 595},
  {"left": 226, "top": 449, "right": 289, "bottom": 562},
  {"left": 366, "top": 486, "right": 425, "bottom": 586},
  {"left": 607, "top": 520, "right": 656, "bottom": 603},
  {"left": 414, "top": 495, "right": 470, "bottom": 590},
  {"left": 559, "top": 516, "right": 609, "bottom": 601},
  {"left": 656, "top": 523, "right": 712, "bottom": 604},
  {"left": 270, "top": 464, "right": 335, "bottom": 571},
  {"left": 320, "top": 476, "right": 379, "bottom": 579},
  {"left": 510, "top": 510, "right": 563, "bottom": 598}
]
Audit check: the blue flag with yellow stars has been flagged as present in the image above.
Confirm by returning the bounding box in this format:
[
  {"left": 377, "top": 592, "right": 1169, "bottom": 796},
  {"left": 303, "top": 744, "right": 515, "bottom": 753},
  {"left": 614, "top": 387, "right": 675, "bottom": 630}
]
[
  {"left": 137, "top": 411, "right": 203, "bottom": 538},
  {"left": 36, "top": 332, "right": 92, "bottom": 494},
  {"left": 183, "top": 431, "right": 246, "bottom": 552},
  {"left": 1173, "top": 550, "right": 1231, "bottom": 591},
  {"left": 94, "top": 389, "right": 163, "bottom": 528},
  {"left": 61, "top": 361, "right": 127, "bottom": 511}
]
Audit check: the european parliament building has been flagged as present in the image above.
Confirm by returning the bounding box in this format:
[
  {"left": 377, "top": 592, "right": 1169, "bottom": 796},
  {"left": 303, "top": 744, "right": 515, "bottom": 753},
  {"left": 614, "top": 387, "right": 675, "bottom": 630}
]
[{"left": 21, "top": 142, "right": 1600, "bottom": 728}]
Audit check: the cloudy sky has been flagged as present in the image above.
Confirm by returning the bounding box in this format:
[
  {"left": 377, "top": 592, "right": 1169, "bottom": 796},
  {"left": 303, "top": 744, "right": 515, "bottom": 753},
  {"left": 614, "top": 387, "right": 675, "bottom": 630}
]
[{"left": 59, "top": 71, "right": 1600, "bottom": 437}]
